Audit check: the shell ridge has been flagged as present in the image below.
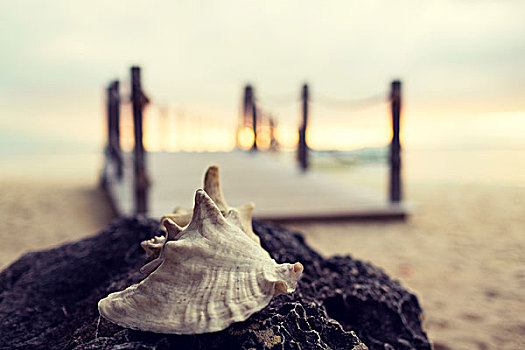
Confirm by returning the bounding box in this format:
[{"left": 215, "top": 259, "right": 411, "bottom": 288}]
[
  {"left": 204, "top": 267, "right": 220, "bottom": 326},
  {"left": 193, "top": 269, "right": 217, "bottom": 329},
  {"left": 238, "top": 272, "right": 256, "bottom": 315},
  {"left": 194, "top": 267, "right": 212, "bottom": 331}
]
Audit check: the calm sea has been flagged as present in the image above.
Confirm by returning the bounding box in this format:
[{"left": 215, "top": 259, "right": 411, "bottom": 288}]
[{"left": 308, "top": 148, "right": 525, "bottom": 194}]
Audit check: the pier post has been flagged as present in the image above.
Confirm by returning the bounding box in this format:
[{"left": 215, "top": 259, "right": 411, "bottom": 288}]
[
  {"left": 240, "top": 85, "right": 258, "bottom": 151},
  {"left": 297, "top": 83, "right": 309, "bottom": 171},
  {"left": 242, "top": 85, "right": 253, "bottom": 127},
  {"left": 251, "top": 99, "right": 258, "bottom": 151},
  {"left": 102, "top": 83, "right": 113, "bottom": 188},
  {"left": 102, "top": 80, "right": 123, "bottom": 186},
  {"left": 106, "top": 83, "right": 114, "bottom": 156},
  {"left": 389, "top": 80, "right": 402, "bottom": 203},
  {"left": 110, "top": 81, "right": 123, "bottom": 178},
  {"left": 131, "top": 66, "right": 150, "bottom": 215},
  {"left": 245, "top": 85, "right": 258, "bottom": 152}
]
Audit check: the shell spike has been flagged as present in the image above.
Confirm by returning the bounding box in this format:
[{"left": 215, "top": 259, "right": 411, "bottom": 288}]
[
  {"left": 294, "top": 262, "right": 304, "bottom": 274},
  {"left": 187, "top": 189, "right": 226, "bottom": 231},
  {"left": 162, "top": 217, "right": 184, "bottom": 241},
  {"left": 140, "top": 237, "right": 169, "bottom": 275},
  {"left": 140, "top": 257, "right": 163, "bottom": 275},
  {"left": 204, "top": 165, "right": 228, "bottom": 211},
  {"left": 140, "top": 235, "right": 166, "bottom": 258}
]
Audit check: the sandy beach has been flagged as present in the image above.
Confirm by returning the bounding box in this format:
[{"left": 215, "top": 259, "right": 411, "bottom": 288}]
[
  {"left": 0, "top": 179, "right": 115, "bottom": 270},
  {"left": 0, "top": 166, "right": 523, "bottom": 349},
  {"left": 287, "top": 182, "right": 525, "bottom": 350}
]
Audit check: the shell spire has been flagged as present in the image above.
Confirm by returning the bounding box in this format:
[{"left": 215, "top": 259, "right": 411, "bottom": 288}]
[{"left": 155, "top": 165, "right": 260, "bottom": 245}]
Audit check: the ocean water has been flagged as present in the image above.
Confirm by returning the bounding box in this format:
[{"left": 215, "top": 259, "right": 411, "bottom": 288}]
[{"left": 302, "top": 148, "right": 525, "bottom": 204}]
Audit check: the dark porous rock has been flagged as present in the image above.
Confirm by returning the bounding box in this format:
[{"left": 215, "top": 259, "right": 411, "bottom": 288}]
[{"left": 0, "top": 218, "right": 430, "bottom": 350}]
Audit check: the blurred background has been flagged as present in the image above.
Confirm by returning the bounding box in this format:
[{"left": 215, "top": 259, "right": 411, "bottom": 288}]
[{"left": 1, "top": 1, "right": 524, "bottom": 349}]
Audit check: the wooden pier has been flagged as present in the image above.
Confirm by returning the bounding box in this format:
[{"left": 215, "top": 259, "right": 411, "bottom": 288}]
[
  {"left": 104, "top": 151, "right": 407, "bottom": 221},
  {"left": 101, "top": 66, "right": 407, "bottom": 222}
]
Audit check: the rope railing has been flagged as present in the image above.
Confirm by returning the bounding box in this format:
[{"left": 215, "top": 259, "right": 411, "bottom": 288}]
[
  {"left": 236, "top": 80, "right": 403, "bottom": 202},
  {"left": 102, "top": 67, "right": 404, "bottom": 217},
  {"left": 117, "top": 86, "right": 389, "bottom": 154},
  {"left": 117, "top": 94, "right": 390, "bottom": 155},
  {"left": 311, "top": 91, "right": 387, "bottom": 110}
]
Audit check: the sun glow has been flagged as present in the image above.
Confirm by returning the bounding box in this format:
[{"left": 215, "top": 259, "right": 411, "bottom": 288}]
[
  {"left": 237, "top": 127, "right": 255, "bottom": 150},
  {"left": 274, "top": 125, "right": 299, "bottom": 149},
  {"left": 116, "top": 105, "right": 525, "bottom": 153}
]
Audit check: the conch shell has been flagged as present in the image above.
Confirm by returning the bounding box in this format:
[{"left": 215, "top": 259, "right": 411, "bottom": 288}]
[
  {"left": 98, "top": 189, "right": 304, "bottom": 334},
  {"left": 141, "top": 165, "right": 258, "bottom": 260}
]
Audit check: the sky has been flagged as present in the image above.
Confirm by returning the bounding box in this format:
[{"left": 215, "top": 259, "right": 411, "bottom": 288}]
[{"left": 1, "top": 0, "right": 524, "bottom": 153}]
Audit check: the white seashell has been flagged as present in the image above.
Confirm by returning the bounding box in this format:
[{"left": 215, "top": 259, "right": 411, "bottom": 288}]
[
  {"left": 141, "top": 165, "right": 258, "bottom": 260},
  {"left": 98, "top": 189, "right": 303, "bottom": 334}
]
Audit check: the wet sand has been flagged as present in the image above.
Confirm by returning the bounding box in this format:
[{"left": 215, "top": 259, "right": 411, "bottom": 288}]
[{"left": 0, "top": 178, "right": 523, "bottom": 349}]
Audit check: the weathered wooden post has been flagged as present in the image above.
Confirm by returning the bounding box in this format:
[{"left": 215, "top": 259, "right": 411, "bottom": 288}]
[
  {"left": 239, "top": 85, "right": 257, "bottom": 150},
  {"left": 251, "top": 99, "right": 258, "bottom": 151},
  {"left": 102, "top": 80, "right": 122, "bottom": 187},
  {"left": 389, "top": 80, "right": 402, "bottom": 203},
  {"left": 101, "top": 83, "right": 113, "bottom": 189},
  {"left": 131, "top": 66, "right": 150, "bottom": 215},
  {"left": 242, "top": 85, "right": 252, "bottom": 127},
  {"left": 297, "top": 83, "right": 309, "bottom": 171},
  {"left": 109, "top": 81, "right": 123, "bottom": 178},
  {"left": 106, "top": 83, "right": 114, "bottom": 157}
]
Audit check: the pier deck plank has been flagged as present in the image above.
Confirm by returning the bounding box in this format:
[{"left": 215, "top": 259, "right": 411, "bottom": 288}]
[{"left": 105, "top": 151, "right": 407, "bottom": 222}]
